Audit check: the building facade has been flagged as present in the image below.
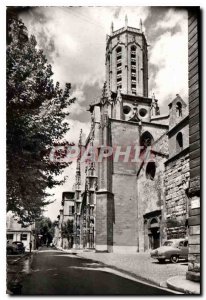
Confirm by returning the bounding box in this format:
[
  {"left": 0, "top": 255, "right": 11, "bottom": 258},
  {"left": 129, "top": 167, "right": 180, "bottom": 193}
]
[
  {"left": 6, "top": 211, "right": 35, "bottom": 250},
  {"left": 70, "top": 19, "right": 190, "bottom": 253},
  {"left": 55, "top": 192, "right": 75, "bottom": 249}
]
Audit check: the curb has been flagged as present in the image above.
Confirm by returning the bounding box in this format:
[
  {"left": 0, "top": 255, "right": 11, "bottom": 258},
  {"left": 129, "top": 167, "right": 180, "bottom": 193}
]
[
  {"left": 166, "top": 276, "right": 200, "bottom": 295},
  {"left": 8, "top": 253, "right": 31, "bottom": 265}
]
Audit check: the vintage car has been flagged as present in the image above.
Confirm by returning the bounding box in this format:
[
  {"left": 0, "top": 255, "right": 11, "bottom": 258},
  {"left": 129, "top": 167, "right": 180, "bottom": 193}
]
[
  {"left": 150, "top": 238, "right": 188, "bottom": 263},
  {"left": 7, "top": 241, "right": 25, "bottom": 255}
]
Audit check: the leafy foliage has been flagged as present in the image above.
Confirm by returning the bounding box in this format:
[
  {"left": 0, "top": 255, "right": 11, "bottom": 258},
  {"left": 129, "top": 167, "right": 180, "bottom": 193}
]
[
  {"left": 7, "top": 17, "right": 75, "bottom": 224},
  {"left": 62, "top": 219, "right": 74, "bottom": 239},
  {"left": 35, "top": 216, "right": 55, "bottom": 245}
]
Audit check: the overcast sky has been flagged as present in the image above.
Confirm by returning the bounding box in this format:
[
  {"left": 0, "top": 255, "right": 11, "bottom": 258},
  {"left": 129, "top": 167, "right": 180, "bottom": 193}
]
[{"left": 19, "top": 6, "right": 188, "bottom": 221}]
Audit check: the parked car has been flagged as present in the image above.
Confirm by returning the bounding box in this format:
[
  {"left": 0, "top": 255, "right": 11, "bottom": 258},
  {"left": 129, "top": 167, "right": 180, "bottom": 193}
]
[
  {"left": 7, "top": 241, "right": 25, "bottom": 255},
  {"left": 150, "top": 238, "right": 188, "bottom": 263}
]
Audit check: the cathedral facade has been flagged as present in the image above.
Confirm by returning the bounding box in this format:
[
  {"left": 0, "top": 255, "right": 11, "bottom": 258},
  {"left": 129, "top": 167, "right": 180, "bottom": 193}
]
[{"left": 70, "top": 19, "right": 189, "bottom": 253}]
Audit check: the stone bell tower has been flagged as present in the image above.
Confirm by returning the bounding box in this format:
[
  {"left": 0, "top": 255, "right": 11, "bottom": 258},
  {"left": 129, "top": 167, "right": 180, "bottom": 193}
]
[{"left": 105, "top": 16, "right": 148, "bottom": 97}]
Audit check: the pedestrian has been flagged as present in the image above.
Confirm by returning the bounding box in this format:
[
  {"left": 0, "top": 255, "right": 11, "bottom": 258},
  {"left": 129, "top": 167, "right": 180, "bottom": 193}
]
[{"left": 29, "top": 241, "right": 32, "bottom": 253}]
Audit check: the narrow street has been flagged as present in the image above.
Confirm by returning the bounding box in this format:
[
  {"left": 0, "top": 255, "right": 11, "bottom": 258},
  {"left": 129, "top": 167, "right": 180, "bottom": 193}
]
[{"left": 20, "top": 247, "right": 175, "bottom": 295}]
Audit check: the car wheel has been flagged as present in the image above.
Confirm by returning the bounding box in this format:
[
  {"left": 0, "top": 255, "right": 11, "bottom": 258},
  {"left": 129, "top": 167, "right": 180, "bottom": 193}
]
[
  {"left": 170, "top": 255, "right": 179, "bottom": 263},
  {"left": 7, "top": 249, "right": 13, "bottom": 255},
  {"left": 158, "top": 259, "right": 165, "bottom": 264}
]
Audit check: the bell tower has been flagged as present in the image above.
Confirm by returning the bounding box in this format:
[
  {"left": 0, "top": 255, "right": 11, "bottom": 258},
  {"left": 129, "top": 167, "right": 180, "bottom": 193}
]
[{"left": 105, "top": 16, "right": 148, "bottom": 97}]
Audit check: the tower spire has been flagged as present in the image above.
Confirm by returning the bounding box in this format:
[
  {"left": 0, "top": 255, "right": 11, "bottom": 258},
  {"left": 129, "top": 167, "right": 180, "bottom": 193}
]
[
  {"left": 110, "top": 21, "right": 114, "bottom": 35},
  {"left": 139, "top": 18, "right": 143, "bottom": 32},
  {"left": 78, "top": 129, "right": 82, "bottom": 147},
  {"left": 125, "top": 14, "right": 128, "bottom": 28}
]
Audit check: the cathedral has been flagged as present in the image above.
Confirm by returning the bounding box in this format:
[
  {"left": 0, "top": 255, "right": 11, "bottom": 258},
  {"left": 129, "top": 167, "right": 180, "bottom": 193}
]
[{"left": 61, "top": 18, "right": 190, "bottom": 253}]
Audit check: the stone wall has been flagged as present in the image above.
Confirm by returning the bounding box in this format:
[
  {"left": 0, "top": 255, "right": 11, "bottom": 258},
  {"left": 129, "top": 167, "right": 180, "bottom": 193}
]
[
  {"left": 110, "top": 119, "right": 140, "bottom": 175},
  {"left": 164, "top": 149, "right": 190, "bottom": 239},
  {"left": 141, "top": 123, "right": 168, "bottom": 142},
  {"left": 186, "top": 7, "right": 200, "bottom": 282},
  {"left": 112, "top": 174, "right": 138, "bottom": 252},
  {"left": 168, "top": 121, "right": 189, "bottom": 159},
  {"left": 137, "top": 153, "right": 166, "bottom": 252}
]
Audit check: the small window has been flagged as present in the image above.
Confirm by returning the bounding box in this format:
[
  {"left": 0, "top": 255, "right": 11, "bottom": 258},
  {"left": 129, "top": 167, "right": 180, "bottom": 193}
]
[
  {"left": 184, "top": 240, "right": 188, "bottom": 247},
  {"left": 69, "top": 206, "right": 74, "bottom": 215},
  {"left": 117, "top": 77, "right": 122, "bottom": 82},
  {"left": 7, "top": 234, "right": 13, "bottom": 240},
  {"left": 146, "top": 162, "right": 156, "bottom": 180},
  {"left": 176, "top": 102, "right": 182, "bottom": 117},
  {"left": 131, "top": 61, "right": 136, "bottom": 66},
  {"left": 21, "top": 234, "right": 27, "bottom": 241},
  {"left": 116, "top": 46, "right": 122, "bottom": 54},
  {"left": 176, "top": 132, "right": 183, "bottom": 152},
  {"left": 131, "top": 45, "right": 136, "bottom": 52},
  {"left": 117, "top": 62, "right": 122, "bottom": 68},
  {"left": 117, "top": 69, "right": 122, "bottom": 75}
]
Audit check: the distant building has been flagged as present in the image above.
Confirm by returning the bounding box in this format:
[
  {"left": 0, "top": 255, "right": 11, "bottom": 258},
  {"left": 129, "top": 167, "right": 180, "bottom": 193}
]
[
  {"left": 70, "top": 19, "right": 190, "bottom": 253},
  {"left": 6, "top": 211, "right": 35, "bottom": 250},
  {"left": 55, "top": 192, "right": 75, "bottom": 249}
]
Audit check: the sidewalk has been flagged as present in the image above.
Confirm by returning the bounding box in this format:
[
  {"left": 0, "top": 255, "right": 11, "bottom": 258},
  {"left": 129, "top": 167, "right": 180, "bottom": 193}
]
[
  {"left": 7, "top": 252, "right": 35, "bottom": 294},
  {"left": 167, "top": 276, "right": 200, "bottom": 295},
  {"left": 76, "top": 252, "right": 189, "bottom": 291}
]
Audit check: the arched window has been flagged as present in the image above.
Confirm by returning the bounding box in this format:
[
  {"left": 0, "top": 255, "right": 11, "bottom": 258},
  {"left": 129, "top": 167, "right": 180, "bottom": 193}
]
[
  {"left": 176, "top": 132, "right": 183, "bottom": 152},
  {"left": 176, "top": 102, "right": 182, "bottom": 117},
  {"left": 131, "top": 45, "right": 136, "bottom": 94},
  {"left": 140, "top": 131, "right": 154, "bottom": 153},
  {"left": 116, "top": 47, "right": 122, "bottom": 89},
  {"left": 150, "top": 217, "right": 159, "bottom": 227},
  {"left": 146, "top": 161, "right": 156, "bottom": 180}
]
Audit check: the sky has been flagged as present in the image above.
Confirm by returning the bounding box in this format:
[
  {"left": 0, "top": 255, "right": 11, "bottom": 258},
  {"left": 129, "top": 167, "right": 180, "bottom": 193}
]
[{"left": 18, "top": 6, "right": 188, "bottom": 221}]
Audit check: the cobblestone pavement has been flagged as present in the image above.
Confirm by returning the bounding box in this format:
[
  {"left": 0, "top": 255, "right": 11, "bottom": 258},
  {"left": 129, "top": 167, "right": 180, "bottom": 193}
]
[{"left": 77, "top": 252, "right": 188, "bottom": 287}]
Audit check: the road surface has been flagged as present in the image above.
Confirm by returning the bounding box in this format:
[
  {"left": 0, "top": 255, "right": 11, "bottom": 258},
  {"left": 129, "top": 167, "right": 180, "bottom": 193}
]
[{"left": 21, "top": 247, "right": 175, "bottom": 295}]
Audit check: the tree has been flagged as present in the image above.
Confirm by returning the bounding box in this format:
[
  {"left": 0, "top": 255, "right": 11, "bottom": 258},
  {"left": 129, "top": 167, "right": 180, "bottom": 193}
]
[
  {"left": 62, "top": 220, "right": 74, "bottom": 248},
  {"left": 35, "top": 216, "right": 55, "bottom": 245},
  {"left": 7, "top": 17, "right": 75, "bottom": 224}
]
